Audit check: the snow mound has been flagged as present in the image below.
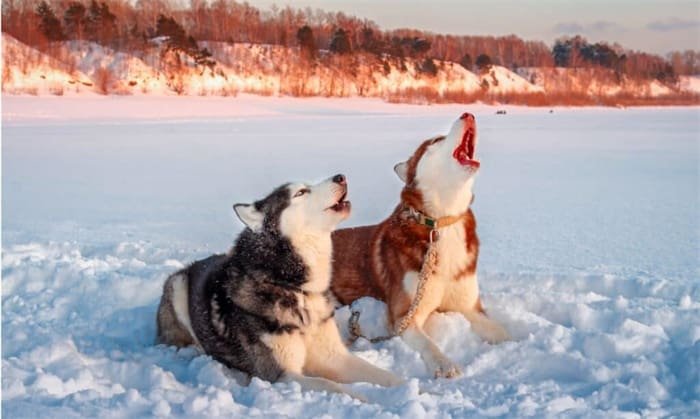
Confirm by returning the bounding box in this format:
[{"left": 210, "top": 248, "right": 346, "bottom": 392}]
[
  {"left": 1, "top": 35, "right": 547, "bottom": 99},
  {"left": 1, "top": 34, "right": 93, "bottom": 95},
  {"left": 679, "top": 76, "right": 700, "bottom": 94},
  {"left": 518, "top": 67, "right": 677, "bottom": 97},
  {"left": 481, "top": 66, "right": 544, "bottom": 94},
  {"left": 2, "top": 241, "right": 698, "bottom": 417},
  {"left": 2, "top": 98, "right": 698, "bottom": 417}
]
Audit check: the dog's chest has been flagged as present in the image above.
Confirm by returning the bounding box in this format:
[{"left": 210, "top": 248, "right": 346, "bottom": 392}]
[
  {"left": 299, "top": 291, "right": 333, "bottom": 330},
  {"left": 434, "top": 224, "right": 474, "bottom": 279},
  {"left": 401, "top": 224, "right": 477, "bottom": 303}
]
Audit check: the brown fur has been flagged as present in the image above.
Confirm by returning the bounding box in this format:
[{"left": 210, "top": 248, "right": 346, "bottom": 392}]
[{"left": 331, "top": 136, "right": 481, "bottom": 325}]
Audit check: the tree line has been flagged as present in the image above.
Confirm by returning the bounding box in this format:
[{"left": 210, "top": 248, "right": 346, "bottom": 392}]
[{"left": 3, "top": 0, "right": 698, "bottom": 82}]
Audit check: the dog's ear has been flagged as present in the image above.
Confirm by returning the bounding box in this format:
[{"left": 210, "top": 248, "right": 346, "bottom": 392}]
[
  {"left": 233, "top": 204, "right": 264, "bottom": 231},
  {"left": 394, "top": 161, "right": 408, "bottom": 183}
]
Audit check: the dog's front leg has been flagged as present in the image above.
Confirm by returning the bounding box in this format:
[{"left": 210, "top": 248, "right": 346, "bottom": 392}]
[
  {"left": 304, "top": 318, "right": 404, "bottom": 387},
  {"left": 279, "top": 371, "right": 367, "bottom": 401},
  {"left": 402, "top": 322, "right": 462, "bottom": 378},
  {"left": 460, "top": 305, "right": 511, "bottom": 344},
  {"left": 442, "top": 275, "right": 510, "bottom": 344},
  {"left": 262, "top": 330, "right": 365, "bottom": 400},
  {"left": 397, "top": 272, "right": 462, "bottom": 378}
]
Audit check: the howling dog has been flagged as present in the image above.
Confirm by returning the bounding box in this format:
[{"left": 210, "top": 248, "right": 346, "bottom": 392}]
[
  {"left": 157, "top": 175, "right": 403, "bottom": 399},
  {"left": 332, "top": 113, "right": 510, "bottom": 378}
]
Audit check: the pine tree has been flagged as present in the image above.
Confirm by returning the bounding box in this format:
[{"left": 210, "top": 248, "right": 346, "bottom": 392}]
[
  {"left": 64, "top": 2, "right": 87, "bottom": 40},
  {"left": 330, "top": 28, "right": 352, "bottom": 55},
  {"left": 420, "top": 58, "right": 438, "bottom": 76},
  {"left": 85, "top": 1, "right": 117, "bottom": 45},
  {"left": 296, "top": 25, "right": 316, "bottom": 59},
  {"left": 36, "top": 1, "right": 64, "bottom": 41},
  {"left": 460, "top": 54, "right": 473, "bottom": 71},
  {"left": 475, "top": 54, "right": 493, "bottom": 72}
]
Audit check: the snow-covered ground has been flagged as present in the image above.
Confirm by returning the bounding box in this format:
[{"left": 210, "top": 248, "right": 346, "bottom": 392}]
[{"left": 2, "top": 96, "right": 699, "bottom": 418}]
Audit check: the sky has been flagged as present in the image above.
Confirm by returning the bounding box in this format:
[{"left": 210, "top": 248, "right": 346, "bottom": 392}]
[{"left": 248, "top": 0, "right": 700, "bottom": 55}]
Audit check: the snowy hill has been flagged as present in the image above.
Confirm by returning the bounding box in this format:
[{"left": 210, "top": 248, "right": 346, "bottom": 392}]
[
  {"left": 479, "top": 65, "right": 544, "bottom": 94},
  {"left": 3, "top": 33, "right": 688, "bottom": 103},
  {"left": 517, "top": 67, "right": 675, "bottom": 97},
  {"left": 679, "top": 75, "right": 700, "bottom": 94},
  {"left": 2, "top": 34, "right": 93, "bottom": 95}
]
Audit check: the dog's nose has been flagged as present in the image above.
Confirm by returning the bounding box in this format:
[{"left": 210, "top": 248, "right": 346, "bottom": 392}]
[
  {"left": 332, "top": 174, "right": 346, "bottom": 185},
  {"left": 460, "top": 112, "right": 475, "bottom": 121}
]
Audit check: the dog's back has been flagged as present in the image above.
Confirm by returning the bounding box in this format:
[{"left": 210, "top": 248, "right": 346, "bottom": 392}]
[
  {"left": 330, "top": 225, "right": 384, "bottom": 305},
  {"left": 156, "top": 254, "right": 225, "bottom": 349}
]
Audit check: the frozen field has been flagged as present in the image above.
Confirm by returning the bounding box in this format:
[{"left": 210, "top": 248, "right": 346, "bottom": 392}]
[{"left": 2, "top": 96, "right": 699, "bottom": 418}]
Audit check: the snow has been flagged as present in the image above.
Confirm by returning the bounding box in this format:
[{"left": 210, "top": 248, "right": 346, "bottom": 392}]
[
  {"left": 480, "top": 66, "right": 544, "bottom": 94},
  {"left": 680, "top": 76, "right": 700, "bottom": 94},
  {"left": 2, "top": 95, "right": 699, "bottom": 418},
  {"left": 518, "top": 67, "right": 678, "bottom": 97},
  {"left": 3, "top": 34, "right": 543, "bottom": 98},
  {"left": 1, "top": 35, "right": 93, "bottom": 96}
]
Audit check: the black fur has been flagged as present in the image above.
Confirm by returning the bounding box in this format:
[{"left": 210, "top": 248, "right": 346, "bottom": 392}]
[{"left": 171, "top": 185, "right": 324, "bottom": 382}]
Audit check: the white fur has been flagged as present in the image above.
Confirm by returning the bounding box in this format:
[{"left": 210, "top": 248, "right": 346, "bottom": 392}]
[
  {"left": 261, "top": 285, "right": 403, "bottom": 398},
  {"left": 392, "top": 116, "right": 510, "bottom": 377},
  {"left": 170, "top": 274, "right": 203, "bottom": 350},
  {"left": 287, "top": 232, "right": 333, "bottom": 293},
  {"left": 462, "top": 310, "right": 510, "bottom": 343},
  {"left": 403, "top": 325, "right": 461, "bottom": 378},
  {"left": 304, "top": 318, "right": 403, "bottom": 387},
  {"left": 261, "top": 331, "right": 307, "bottom": 373},
  {"left": 394, "top": 161, "right": 408, "bottom": 183},
  {"left": 233, "top": 204, "right": 264, "bottom": 230},
  {"left": 279, "top": 178, "right": 347, "bottom": 293},
  {"left": 402, "top": 271, "right": 420, "bottom": 299},
  {"left": 394, "top": 124, "right": 477, "bottom": 218},
  {"left": 210, "top": 299, "right": 227, "bottom": 336},
  {"left": 266, "top": 176, "right": 402, "bottom": 397}
]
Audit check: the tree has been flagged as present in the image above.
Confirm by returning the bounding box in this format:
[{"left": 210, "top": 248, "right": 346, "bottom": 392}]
[
  {"left": 420, "top": 57, "right": 438, "bottom": 76},
  {"left": 157, "top": 14, "right": 196, "bottom": 51},
  {"left": 85, "top": 1, "right": 117, "bottom": 45},
  {"left": 552, "top": 39, "right": 571, "bottom": 67},
  {"left": 329, "top": 28, "right": 351, "bottom": 54},
  {"left": 36, "top": 1, "right": 64, "bottom": 41},
  {"left": 460, "top": 53, "right": 472, "bottom": 71},
  {"left": 411, "top": 38, "right": 430, "bottom": 56},
  {"left": 475, "top": 53, "right": 492, "bottom": 72},
  {"left": 64, "top": 2, "right": 87, "bottom": 40},
  {"left": 296, "top": 25, "right": 316, "bottom": 59},
  {"left": 155, "top": 14, "right": 213, "bottom": 68},
  {"left": 360, "top": 25, "right": 381, "bottom": 54}
]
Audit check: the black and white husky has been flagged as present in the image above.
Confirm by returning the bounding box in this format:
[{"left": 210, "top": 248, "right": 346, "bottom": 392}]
[{"left": 156, "top": 175, "right": 403, "bottom": 399}]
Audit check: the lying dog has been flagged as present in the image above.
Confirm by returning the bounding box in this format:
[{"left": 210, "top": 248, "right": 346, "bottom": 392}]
[
  {"left": 332, "top": 114, "right": 510, "bottom": 378},
  {"left": 157, "top": 175, "right": 402, "bottom": 399}
]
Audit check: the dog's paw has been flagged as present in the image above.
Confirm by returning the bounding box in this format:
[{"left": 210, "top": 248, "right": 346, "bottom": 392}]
[
  {"left": 381, "top": 374, "right": 406, "bottom": 387},
  {"left": 432, "top": 359, "right": 462, "bottom": 379},
  {"left": 481, "top": 324, "right": 511, "bottom": 344}
]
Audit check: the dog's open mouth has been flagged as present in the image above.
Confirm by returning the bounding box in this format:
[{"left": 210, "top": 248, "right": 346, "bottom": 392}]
[
  {"left": 328, "top": 190, "right": 351, "bottom": 212},
  {"left": 452, "top": 124, "right": 480, "bottom": 169}
]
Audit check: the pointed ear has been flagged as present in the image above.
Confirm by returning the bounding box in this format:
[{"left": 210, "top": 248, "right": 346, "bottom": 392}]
[
  {"left": 393, "top": 161, "right": 408, "bottom": 183},
  {"left": 233, "top": 203, "right": 264, "bottom": 230}
]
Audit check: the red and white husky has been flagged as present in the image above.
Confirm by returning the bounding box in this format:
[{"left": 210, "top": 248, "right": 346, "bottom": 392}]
[{"left": 331, "top": 113, "right": 509, "bottom": 378}]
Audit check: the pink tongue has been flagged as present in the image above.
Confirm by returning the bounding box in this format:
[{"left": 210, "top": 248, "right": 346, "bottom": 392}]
[{"left": 453, "top": 148, "right": 470, "bottom": 165}]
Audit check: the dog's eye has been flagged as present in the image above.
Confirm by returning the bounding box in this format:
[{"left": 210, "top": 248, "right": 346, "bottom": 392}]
[{"left": 293, "top": 188, "right": 310, "bottom": 198}]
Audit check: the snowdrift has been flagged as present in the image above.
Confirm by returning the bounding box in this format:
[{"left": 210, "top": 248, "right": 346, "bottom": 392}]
[{"left": 3, "top": 97, "right": 699, "bottom": 417}]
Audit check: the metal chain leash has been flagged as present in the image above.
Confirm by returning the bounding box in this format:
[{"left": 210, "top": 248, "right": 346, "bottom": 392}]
[{"left": 347, "top": 238, "right": 439, "bottom": 344}]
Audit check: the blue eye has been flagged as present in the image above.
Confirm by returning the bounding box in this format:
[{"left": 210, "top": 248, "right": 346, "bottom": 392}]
[{"left": 294, "top": 188, "right": 310, "bottom": 198}]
